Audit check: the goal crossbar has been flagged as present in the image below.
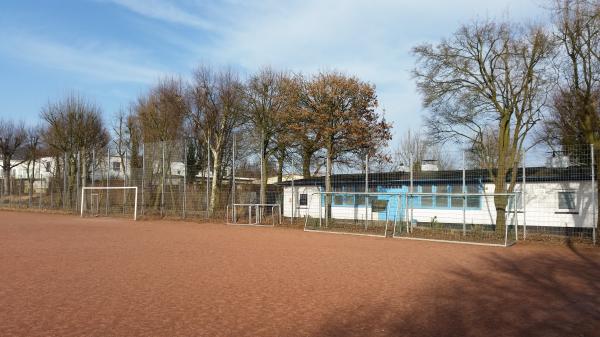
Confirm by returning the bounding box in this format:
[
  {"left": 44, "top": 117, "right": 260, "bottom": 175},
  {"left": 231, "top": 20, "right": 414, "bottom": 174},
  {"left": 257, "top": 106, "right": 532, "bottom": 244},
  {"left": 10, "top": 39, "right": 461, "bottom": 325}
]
[{"left": 81, "top": 186, "right": 138, "bottom": 220}]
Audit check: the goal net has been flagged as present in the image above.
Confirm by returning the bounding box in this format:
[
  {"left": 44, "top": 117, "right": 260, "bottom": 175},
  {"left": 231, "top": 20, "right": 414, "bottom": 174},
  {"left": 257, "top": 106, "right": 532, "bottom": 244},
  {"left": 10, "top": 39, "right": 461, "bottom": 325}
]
[
  {"left": 393, "top": 192, "right": 518, "bottom": 246},
  {"left": 81, "top": 186, "right": 138, "bottom": 220},
  {"left": 227, "top": 203, "right": 281, "bottom": 226},
  {"left": 303, "top": 192, "right": 402, "bottom": 238},
  {"left": 303, "top": 191, "right": 518, "bottom": 245}
]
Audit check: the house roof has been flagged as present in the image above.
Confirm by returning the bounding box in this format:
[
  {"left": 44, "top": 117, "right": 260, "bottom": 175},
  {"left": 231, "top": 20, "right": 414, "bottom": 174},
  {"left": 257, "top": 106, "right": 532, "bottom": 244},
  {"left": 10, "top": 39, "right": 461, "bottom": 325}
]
[{"left": 278, "top": 166, "right": 593, "bottom": 187}]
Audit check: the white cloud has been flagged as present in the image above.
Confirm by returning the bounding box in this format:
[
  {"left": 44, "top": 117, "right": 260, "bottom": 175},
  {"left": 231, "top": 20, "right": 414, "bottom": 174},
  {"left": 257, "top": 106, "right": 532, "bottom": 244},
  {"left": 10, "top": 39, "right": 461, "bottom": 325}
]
[
  {"left": 195, "top": 0, "right": 546, "bottom": 134},
  {"left": 106, "top": 0, "right": 215, "bottom": 30},
  {"left": 0, "top": 33, "right": 167, "bottom": 84}
]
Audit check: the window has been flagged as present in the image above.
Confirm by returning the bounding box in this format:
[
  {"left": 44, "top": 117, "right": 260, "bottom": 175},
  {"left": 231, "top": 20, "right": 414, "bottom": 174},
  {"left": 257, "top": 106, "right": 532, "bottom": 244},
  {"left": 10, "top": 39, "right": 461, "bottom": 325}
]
[
  {"left": 112, "top": 162, "right": 120, "bottom": 171},
  {"left": 450, "top": 185, "right": 463, "bottom": 208},
  {"left": 355, "top": 194, "right": 366, "bottom": 206},
  {"left": 421, "top": 185, "right": 433, "bottom": 207},
  {"left": 299, "top": 193, "right": 307, "bottom": 206},
  {"left": 436, "top": 185, "right": 449, "bottom": 208},
  {"left": 558, "top": 191, "right": 576, "bottom": 210},
  {"left": 45, "top": 162, "right": 51, "bottom": 173},
  {"left": 466, "top": 184, "right": 481, "bottom": 208},
  {"left": 333, "top": 186, "right": 355, "bottom": 206}
]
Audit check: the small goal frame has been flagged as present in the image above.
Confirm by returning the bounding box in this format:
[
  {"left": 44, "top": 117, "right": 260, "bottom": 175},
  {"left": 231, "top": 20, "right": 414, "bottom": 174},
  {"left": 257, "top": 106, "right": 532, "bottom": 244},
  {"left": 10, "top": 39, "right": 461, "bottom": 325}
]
[
  {"left": 81, "top": 186, "right": 138, "bottom": 220},
  {"left": 226, "top": 203, "right": 282, "bottom": 227}
]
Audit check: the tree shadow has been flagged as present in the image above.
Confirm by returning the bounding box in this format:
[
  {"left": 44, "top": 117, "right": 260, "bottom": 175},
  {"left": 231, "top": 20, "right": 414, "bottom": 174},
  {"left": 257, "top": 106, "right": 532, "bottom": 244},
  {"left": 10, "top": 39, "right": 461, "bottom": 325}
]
[{"left": 316, "top": 247, "right": 600, "bottom": 337}]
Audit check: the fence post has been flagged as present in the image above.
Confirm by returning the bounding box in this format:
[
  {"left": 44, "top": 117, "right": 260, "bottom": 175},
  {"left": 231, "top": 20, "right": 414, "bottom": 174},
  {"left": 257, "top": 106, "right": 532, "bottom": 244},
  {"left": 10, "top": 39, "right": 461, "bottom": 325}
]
[
  {"left": 409, "top": 158, "right": 413, "bottom": 232},
  {"left": 206, "top": 137, "right": 210, "bottom": 218},
  {"left": 290, "top": 157, "right": 295, "bottom": 224},
  {"left": 462, "top": 151, "right": 466, "bottom": 236},
  {"left": 38, "top": 159, "right": 42, "bottom": 209},
  {"left": 522, "top": 150, "right": 527, "bottom": 240},
  {"left": 161, "top": 141, "right": 165, "bottom": 217},
  {"left": 591, "top": 144, "right": 596, "bottom": 245},
  {"left": 92, "top": 149, "right": 95, "bottom": 188},
  {"left": 365, "top": 153, "right": 369, "bottom": 227},
  {"left": 123, "top": 148, "right": 127, "bottom": 215},
  {"left": 106, "top": 147, "right": 110, "bottom": 215},
  {"left": 232, "top": 135, "right": 236, "bottom": 224},
  {"left": 183, "top": 140, "right": 187, "bottom": 219},
  {"left": 28, "top": 161, "right": 32, "bottom": 208},
  {"left": 63, "top": 152, "right": 67, "bottom": 210},
  {"left": 141, "top": 143, "right": 145, "bottom": 217}
]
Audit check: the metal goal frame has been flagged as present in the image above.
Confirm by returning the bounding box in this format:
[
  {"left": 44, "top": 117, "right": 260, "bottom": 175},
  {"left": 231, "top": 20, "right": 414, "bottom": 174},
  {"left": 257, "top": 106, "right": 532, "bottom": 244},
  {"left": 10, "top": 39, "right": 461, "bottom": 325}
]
[
  {"left": 81, "top": 186, "right": 138, "bottom": 221},
  {"left": 226, "top": 203, "right": 282, "bottom": 227}
]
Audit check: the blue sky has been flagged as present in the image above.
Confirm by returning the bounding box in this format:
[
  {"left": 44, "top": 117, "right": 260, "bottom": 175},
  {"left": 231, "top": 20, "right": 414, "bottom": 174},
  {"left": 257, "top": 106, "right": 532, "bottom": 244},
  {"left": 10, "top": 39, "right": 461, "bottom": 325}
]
[{"left": 0, "top": 0, "right": 546, "bottom": 139}]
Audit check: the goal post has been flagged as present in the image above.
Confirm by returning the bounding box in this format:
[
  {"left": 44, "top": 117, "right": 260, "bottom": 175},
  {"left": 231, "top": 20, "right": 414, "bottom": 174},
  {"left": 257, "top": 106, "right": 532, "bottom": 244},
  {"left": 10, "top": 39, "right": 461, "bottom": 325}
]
[
  {"left": 81, "top": 186, "right": 138, "bottom": 220},
  {"left": 393, "top": 192, "right": 518, "bottom": 247},
  {"left": 303, "top": 191, "right": 403, "bottom": 238},
  {"left": 226, "top": 203, "right": 282, "bottom": 227}
]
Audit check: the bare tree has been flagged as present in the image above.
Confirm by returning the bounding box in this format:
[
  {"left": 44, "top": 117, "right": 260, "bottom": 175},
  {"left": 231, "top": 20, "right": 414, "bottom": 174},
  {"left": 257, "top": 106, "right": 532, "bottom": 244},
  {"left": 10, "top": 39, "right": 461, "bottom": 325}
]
[
  {"left": 244, "top": 67, "right": 290, "bottom": 204},
  {"left": 413, "top": 19, "right": 555, "bottom": 232},
  {"left": 112, "top": 109, "right": 130, "bottom": 180},
  {"left": 543, "top": 1, "right": 600, "bottom": 149},
  {"left": 0, "top": 119, "right": 27, "bottom": 195},
  {"left": 393, "top": 128, "right": 430, "bottom": 171},
  {"left": 189, "top": 66, "right": 246, "bottom": 215},
  {"left": 136, "top": 77, "right": 188, "bottom": 143},
  {"left": 24, "top": 126, "right": 43, "bottom": 205},
  {"left": 393, "top": 128, "right": 455, "bottom": 172},
  {"left": 41, "top": 93, "right": 109, "bottom": 206}
]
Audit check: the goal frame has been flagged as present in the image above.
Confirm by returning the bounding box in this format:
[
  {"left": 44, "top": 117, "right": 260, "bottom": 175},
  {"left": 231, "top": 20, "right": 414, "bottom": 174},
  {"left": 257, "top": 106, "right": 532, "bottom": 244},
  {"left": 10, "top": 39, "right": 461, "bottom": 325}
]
[
  {"left": 393, "top": 191, "right": 519, "bottom": 247},
  {"left": 226, "top": 203, "right": 282, "bottom": 227},
  {"left": 303, "top": 191, "right": 403, "bottom": 238},
  {"left": 81, "top": 186, "right": 138, "bottom": 220}
]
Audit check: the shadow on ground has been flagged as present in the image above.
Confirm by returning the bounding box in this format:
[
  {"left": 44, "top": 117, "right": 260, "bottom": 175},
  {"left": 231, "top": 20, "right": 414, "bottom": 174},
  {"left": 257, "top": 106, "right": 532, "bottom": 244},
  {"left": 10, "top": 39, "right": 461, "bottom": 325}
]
[{"left": 316, "top": 245, "right": 600, "bottom": 337}]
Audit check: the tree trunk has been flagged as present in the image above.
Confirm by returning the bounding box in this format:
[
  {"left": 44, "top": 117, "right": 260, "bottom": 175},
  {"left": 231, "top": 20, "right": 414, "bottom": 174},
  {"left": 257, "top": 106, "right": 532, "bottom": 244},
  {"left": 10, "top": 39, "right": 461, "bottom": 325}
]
[
  {"left": 302, "top": 149, "right": 312, "bottom": 179},
  {"left": 325, "top": 149, "right": 333, "bottom": 226},
  {"left": 27, "top": 160, "right": 34, "bottom": 207},
  {"left": 3, "top": 157, "right": 11, "bottom": 196},
  {"left": 208, "top": 149, "right": 222, "bottom": 217},
  {"left": 259, "top": 133, "right": 268, "bottom": 205},
  {"left": 276, "top": 154, "right": 284, "bottom": 183}
]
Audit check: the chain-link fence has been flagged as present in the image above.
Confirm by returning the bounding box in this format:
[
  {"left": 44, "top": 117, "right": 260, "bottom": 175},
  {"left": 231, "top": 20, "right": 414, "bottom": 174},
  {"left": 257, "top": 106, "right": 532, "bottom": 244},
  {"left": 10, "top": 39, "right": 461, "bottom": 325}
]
[
  {"left": 1, "top": 141, "right": 598, "bottom": 246},
  {"left": 281, "top": 146, "right": 598, "bottom": 246}
]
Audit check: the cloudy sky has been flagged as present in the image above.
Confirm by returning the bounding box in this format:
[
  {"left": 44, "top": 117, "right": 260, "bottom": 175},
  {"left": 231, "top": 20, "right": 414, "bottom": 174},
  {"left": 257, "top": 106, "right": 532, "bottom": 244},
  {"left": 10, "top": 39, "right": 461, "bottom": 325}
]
[{"left": 0, "top": 0, "right": 547, "bottom": 139}]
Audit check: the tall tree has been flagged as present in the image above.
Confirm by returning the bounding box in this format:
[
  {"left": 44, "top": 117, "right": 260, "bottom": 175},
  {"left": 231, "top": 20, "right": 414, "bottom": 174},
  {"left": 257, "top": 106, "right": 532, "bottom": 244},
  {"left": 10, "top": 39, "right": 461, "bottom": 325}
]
[
  {"left": 136, "top": 77, "right": 188, "bottom": 143},
  {"left": 41, "top": 93, "right": 109, "bottom": 206},
  {"left": 189, "top": 66, "right": 246, "bottom": 215},
  {"left": 134, "top": 78, "right": 188, "bottom": 212},
  {"left": 24, "top": 125, "right": 43, "bottom": 205},
  {"left": 245, "top": 68, "right": 291, "bottom": 204},
  {"left": 413, "top": 19, "right": 555, "bottom": 232},
  {"left": 285, "top": 74, "right": 323, "bottom": 178},
  {"left": 0, "top": 119, "right": 27, "bottom": 195},
  {"left": 297, "top": 71, "right": 391, "bottom": 221},
  {"left": 544, "top": 0, "right": 600, "bottom": 151}
]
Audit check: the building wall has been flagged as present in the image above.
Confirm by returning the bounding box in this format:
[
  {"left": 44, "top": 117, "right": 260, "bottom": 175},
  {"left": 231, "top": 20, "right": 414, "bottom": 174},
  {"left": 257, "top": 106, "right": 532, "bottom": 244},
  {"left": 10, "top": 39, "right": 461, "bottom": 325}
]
[{"left": 282, "top": 180, "right": 596, "bottom": 228}]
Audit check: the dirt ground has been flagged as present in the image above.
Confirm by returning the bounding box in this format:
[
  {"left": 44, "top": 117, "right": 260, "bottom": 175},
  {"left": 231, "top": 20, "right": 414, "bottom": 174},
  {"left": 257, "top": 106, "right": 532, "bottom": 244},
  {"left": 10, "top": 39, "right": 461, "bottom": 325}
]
[{"left": 1, "top": 211, "right": 599, "bottom": 337}]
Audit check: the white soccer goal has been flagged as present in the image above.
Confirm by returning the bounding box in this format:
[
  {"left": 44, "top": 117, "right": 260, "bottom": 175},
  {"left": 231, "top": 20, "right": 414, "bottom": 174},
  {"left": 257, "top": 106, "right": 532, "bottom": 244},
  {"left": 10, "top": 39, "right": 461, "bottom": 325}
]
[
  {"left": 81, "top": 186, "right": 138, "bottom": 220},
  {"left": 302, "top": 191, "right": 518, "bottom": 246},
  {"left": 303, "top": 192, "right": 401, "bottom": 238},
  {"left": 226, "top": 203, "right": 282, "bottom": 226},
  {"left": 391, "top": 192, "right": 518, "bottom": 247}
]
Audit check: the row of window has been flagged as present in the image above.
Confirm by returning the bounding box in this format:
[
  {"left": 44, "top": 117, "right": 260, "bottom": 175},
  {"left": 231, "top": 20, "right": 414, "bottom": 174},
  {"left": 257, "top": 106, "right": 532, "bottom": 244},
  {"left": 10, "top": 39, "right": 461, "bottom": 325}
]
[
  {"left": 296, "top": 189, "right": 578, "bottom": 211},
  {"left": 296, "top": 184, "right": 484, "bottom": 210}
]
